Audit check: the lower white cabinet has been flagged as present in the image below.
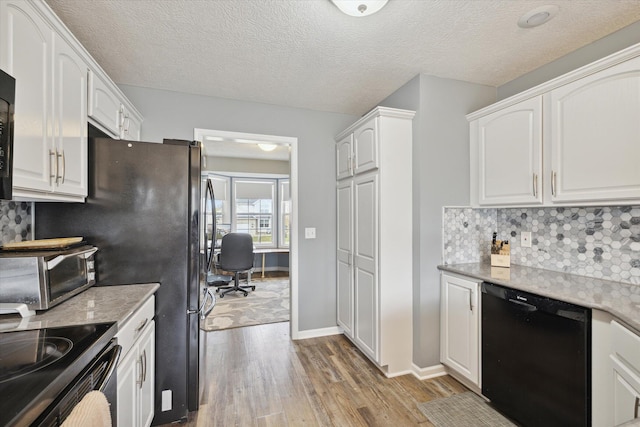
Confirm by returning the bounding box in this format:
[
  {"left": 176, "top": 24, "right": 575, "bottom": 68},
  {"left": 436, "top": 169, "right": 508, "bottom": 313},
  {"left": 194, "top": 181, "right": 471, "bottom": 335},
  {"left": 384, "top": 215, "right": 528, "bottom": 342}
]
[
  {"left": 611, "top": 320, "right": 640, "bottom": 426},
  {"left": 440, "top": 273, "right": 481, "bottom": 389},
  {"left": 116, "top": 296, "right": 155, "bottom": 427}
]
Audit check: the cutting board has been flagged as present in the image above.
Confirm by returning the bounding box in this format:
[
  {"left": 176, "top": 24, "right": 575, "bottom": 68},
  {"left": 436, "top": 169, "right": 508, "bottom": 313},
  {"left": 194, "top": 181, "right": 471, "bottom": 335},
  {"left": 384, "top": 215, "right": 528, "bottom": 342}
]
[{"left": 0, "top": 237, "right": 84, "bottom": 250}]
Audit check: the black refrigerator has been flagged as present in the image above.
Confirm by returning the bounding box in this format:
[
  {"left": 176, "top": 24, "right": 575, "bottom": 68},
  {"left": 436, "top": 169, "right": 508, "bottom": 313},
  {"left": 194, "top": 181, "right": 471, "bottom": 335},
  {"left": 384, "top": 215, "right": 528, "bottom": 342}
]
[{"left": 35, "top": 136, "right": 210, "bottom": 425}]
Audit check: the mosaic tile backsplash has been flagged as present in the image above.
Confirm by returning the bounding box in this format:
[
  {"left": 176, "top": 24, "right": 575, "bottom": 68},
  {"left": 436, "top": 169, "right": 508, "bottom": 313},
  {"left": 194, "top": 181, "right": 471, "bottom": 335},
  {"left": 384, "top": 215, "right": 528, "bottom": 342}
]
[
  {"left": 443, "top": 206, "right": 640, "bottom": 286},
  {"left": 0, "top": 201, "right": 32, "bottom": 245}
]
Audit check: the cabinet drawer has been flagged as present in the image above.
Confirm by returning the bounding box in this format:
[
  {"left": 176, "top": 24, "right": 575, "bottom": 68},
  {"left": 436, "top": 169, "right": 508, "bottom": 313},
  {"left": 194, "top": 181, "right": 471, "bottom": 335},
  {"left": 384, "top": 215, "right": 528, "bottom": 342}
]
[
  {"left": 116, "top": 295, "right": 155, "bottom": 359},
  {"left": 612, "top": 320, "right": 640, "bottom": 373}
]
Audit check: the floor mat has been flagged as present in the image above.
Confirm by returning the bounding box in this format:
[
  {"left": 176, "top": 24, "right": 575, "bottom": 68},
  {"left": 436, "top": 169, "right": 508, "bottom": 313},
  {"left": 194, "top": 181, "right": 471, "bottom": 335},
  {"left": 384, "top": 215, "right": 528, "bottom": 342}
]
[
  {"left": 201, "top": 277, "right": 289, "bottom": 331},
  {"left": 417, "top": 391, "right": 516, "bottom": 427}
]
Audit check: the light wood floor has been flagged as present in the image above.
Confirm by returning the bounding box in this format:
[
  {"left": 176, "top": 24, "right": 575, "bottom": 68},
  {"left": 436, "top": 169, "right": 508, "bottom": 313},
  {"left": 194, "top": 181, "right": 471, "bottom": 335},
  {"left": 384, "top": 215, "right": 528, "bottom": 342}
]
[{"left": 178, "top": 322, "right": 467, "bottom": 426}]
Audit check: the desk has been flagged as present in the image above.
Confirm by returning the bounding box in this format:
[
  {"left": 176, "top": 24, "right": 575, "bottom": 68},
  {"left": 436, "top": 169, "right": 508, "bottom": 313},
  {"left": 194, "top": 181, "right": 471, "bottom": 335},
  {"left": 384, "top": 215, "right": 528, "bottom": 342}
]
[{"left": 253, "top": 248, "right": 290, "bottom": 278}]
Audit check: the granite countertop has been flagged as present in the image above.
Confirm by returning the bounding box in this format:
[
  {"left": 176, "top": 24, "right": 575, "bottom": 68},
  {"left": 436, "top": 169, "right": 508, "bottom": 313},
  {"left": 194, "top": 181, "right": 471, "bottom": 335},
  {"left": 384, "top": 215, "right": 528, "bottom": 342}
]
[
  {"left": 0, "top": 283, "right": 159, "bottom": 332},
  {"left": 438, "top": 263, "right": 640, "bottom": 333}
]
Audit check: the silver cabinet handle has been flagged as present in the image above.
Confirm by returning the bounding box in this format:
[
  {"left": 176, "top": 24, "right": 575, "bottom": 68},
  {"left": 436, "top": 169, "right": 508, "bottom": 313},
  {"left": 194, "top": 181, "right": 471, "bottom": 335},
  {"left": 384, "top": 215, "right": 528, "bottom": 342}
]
[
  {"left": 551, "top": 171, "right": 557, "bottom": 197},
  {"left": 134, "top": 317, "right": 148, "bottom": 334},
  {"left": 635, "top": 396, "right": 639, "bottom": 419},
  {"left": 137, "top": 355, "right": 143, "bottom": 388},
  {"left": 50, "top": 150, "right": 58, "bottom": 184},
  {"left": 533, "top": 173, "right": 538, "bottom": 197},
  {"left": 142, "top": 349, "right": 147, "bottom": 384},
  {"left": 58, "top": 150, "right": 65, "bottom": 184}
]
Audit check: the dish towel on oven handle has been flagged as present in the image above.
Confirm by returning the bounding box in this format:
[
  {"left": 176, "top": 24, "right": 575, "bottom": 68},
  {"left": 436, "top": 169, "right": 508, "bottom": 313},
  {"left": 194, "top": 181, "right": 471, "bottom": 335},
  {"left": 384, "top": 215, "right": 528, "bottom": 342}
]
[{"left": 61, "top": 390, "right": 112, "bottom": 427}]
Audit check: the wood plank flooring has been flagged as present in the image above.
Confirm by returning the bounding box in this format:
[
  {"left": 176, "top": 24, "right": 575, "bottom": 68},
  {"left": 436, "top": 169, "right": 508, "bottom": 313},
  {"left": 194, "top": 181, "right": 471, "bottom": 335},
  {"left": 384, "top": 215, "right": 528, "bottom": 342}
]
[{"left": 173, "top": 322, "right": 467, "bottom": 426}]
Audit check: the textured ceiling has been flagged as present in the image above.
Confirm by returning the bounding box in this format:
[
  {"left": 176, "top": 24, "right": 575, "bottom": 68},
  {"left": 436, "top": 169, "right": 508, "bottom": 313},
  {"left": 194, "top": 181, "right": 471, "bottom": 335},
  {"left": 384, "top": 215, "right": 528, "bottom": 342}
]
[{"left": 46, "top": 0, "right": 640, "bottom": 115}]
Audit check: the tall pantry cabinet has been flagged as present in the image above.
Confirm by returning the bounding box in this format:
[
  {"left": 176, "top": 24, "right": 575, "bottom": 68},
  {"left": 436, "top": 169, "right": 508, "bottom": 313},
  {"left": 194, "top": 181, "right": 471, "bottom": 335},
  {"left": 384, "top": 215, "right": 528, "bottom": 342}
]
[{"left": 335, "top": 106, "right": 415, "bottom": 377}]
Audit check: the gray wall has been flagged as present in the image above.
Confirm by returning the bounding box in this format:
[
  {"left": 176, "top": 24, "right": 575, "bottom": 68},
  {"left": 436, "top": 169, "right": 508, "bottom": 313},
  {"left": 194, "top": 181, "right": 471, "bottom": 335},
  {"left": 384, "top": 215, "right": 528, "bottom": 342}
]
[
  {"left": 205, "top": 156, "right": 289, "bottom": 175},
  {"left": 120, "top": 84, "right": 357, "bottom": 331},
  {"left": 378, "top": 75, "right": 495, "bottom": 367},
  {"left": 498, "top": 21, "right": 640, "bottom": 99}
]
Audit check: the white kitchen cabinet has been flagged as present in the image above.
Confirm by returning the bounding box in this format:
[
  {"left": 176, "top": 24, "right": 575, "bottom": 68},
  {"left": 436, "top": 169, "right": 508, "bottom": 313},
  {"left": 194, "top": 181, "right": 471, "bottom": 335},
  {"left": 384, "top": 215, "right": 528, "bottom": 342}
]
[
  {"left": 468, "top": 44, "right": 640, "bottom": 207},
  {"left": 116, "top": 295, "right": 155, "bottom": 427},
  {"left": 545, "top": 55, "right": 640, "bottom": 204},
  {"left": 610, "top": 320, "right": 640, "bottom": 426},
  {"left": 472, "top": 96, "right": 542, "bottom": 206},
  {"left": 88, "top": 69, "right": 143, "bottom": 141},
  {"left": 440, "top": 273, "right": 481, "bottom": 389},
  {"left": 335, "top": 106, "right": 414, "bottom": 377},
  {"left": 335, "top": 115, "right": 378, "bottom": 180},
  {"left": 336, "top": 179, "right": 353, "bottom": 337},
  {"left": 0, "top": 0, "right": 88, "bottom": 201}
]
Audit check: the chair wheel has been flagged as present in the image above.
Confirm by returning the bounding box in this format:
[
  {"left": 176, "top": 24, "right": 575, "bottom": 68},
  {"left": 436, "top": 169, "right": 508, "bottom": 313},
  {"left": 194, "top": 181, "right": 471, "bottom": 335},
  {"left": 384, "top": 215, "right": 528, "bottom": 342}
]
[
  {"left": 243, "top": 292, "right": 248, "bottom": 297},
  {"left": 219, "top": 293, "right": 224, "bottom": 298},
  {"left": 215, "top": 288, "right": 220, "bottom": 293},
  {"left": 251, "top": 286, "right": 256, "bottom": 291}
]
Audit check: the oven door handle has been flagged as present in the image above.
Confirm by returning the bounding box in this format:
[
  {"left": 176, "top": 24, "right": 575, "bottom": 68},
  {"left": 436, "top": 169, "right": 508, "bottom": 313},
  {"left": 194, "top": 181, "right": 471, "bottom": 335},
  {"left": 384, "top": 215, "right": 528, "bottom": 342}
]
[
  {"left": 96, "top": 341, "right": 122, "bottom": 393},
  {"left": 46, "top": 247, "right": 98, "bottom": 270}
]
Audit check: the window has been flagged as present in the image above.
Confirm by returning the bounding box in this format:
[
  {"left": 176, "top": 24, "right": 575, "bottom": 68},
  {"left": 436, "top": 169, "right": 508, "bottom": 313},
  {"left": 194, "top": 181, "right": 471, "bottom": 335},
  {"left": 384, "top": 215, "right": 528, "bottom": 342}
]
[
  {"left": 233, "top": 179, "right": 276, "bottom": 246},
  {"left": 279, "top": 180, "right": 290, "bottom": 247}
]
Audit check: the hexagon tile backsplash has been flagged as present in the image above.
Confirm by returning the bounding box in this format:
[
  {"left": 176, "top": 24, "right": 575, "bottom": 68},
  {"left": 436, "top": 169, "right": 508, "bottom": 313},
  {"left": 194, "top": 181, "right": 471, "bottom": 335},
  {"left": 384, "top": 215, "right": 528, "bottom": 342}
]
[
  {"left": 0, "top": 201, "right": 32, "bottom": 245},
  {"left": 443, "top": 206, "right": 640, "bottom": 286}
]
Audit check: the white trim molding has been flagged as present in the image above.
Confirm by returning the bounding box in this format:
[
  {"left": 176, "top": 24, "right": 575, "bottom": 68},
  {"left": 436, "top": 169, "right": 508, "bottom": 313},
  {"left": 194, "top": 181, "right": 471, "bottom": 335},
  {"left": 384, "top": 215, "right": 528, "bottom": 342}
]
[
  {"left": 411, "top": 363, "right": 448, "bottom": 380},
  {"left": 294, "top": 326, "right": 342, "bottom": 340}
]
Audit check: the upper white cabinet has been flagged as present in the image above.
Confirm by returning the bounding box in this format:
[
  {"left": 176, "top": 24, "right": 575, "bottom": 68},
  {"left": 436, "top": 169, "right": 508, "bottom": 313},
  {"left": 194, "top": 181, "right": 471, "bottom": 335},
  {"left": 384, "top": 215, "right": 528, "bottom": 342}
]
[
  {"left": 335, "top": 115, "right": 378, "bottom": 180},
  {"left": 545, "top": 56, "right": 640, "bottom": 204},
  {"left": 469, "top": 44, "right": 640, "bottom": 207},
  {"left": 473, "top": 96, "right": 542, "bottom": 206},
  {"left": 0, "top": 0, "right": 142, "bottom": 201},
  {"left": 0, "top": 0, "right": 87, "bottom": 201},
  {"left": 88, "top": 68, "right": 143, "bottom": 141},
  {"left": 335, "top": 106, "right": 414, "bottom": 376},
  {"left": 440, "top": 273, "right": 481, "bottom": 390}
]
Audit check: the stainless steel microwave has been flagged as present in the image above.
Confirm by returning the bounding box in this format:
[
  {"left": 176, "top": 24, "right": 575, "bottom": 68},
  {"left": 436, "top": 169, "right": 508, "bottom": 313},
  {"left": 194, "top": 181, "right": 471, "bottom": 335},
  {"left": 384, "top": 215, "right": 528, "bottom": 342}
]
[
  {"left": 0, "top": 245, "right": 98, "bottom": 310},
  {"left": 0, "top": 68, "right": 15, "bottom": 200}
]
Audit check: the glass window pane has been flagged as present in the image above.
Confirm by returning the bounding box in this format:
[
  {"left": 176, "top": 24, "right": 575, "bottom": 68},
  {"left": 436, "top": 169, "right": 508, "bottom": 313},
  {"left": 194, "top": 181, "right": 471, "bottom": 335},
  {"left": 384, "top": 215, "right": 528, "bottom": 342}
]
[
  {"left": 279, "top": 180, "right": 290, "bottom": 247},
  {"left": 234, "top": 179, "right": 276, "bottom": 247}
]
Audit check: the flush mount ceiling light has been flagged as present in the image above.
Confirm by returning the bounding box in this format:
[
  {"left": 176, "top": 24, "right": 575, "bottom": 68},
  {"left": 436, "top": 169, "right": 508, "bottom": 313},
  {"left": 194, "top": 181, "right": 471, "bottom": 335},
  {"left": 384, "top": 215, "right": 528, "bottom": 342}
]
[
  {"left": 258, "top": 143, "right": 277, "bottom": 152},
  {"left": 518, "top": 5, "right": 559, "bottom": 28},
  {"left": 331, "top": 0, "right": 389, "bottom": 17}
]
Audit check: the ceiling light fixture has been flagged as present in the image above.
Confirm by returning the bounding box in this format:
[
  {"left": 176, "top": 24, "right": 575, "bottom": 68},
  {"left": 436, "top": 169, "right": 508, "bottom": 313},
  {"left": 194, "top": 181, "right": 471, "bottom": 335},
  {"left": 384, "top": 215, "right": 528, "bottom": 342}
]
[
  {"left": 331, "top": 0, "right": 389, "bottom": 17},
  {"left": 518, "top": 5, "right": 559, "bottom": 28},
  {"left": 258, "top": 143, "right": 277, "bottom": 152}
]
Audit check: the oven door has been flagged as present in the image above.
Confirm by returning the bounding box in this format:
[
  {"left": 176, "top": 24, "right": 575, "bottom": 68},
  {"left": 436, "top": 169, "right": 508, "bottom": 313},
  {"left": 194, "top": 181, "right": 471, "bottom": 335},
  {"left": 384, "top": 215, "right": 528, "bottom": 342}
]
[
  {"left": 45, "top": 246, "right": 98, "bottom": 308},
  {"left": 34, "top": 338, "right": 122, "bottom": 427}
]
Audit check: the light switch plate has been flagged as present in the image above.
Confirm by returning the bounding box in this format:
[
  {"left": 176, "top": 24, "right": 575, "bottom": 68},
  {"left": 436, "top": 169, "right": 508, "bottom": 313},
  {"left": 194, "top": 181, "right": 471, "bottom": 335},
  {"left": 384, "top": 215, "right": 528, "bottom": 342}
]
[
  {"left": 521, "top": 231, "right": 532, "bottom": 248},
  {"left": 305, "top": 227, "right": 316, "bottom": 239}
]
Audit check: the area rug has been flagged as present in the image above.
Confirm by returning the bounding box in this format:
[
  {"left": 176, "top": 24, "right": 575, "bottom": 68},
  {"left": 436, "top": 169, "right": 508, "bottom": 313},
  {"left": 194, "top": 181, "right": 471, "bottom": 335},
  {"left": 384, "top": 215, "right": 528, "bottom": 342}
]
[
  {"left": 201, "top": 277, "right": 289, "bottom": 331},
  {"left": 417, "top": 392, "right": 516, "bottom": 427}
]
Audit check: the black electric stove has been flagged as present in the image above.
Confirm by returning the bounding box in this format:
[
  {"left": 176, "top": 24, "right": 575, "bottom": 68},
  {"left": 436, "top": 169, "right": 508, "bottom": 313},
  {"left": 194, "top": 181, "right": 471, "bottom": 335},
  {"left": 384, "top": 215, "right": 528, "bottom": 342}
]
[{"left": 0, "top": 322, "right": 117, "bottom": 426}]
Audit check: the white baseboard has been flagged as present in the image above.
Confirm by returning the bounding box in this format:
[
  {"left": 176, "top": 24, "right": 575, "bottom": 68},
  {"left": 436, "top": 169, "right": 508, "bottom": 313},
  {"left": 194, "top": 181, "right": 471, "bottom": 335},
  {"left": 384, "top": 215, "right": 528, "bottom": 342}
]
[
  {"left": 411, "top": 363, "right": 447, "bottom": 380},
  {"left": 293, "top": 326, "right": 342, "bottom": 340}
]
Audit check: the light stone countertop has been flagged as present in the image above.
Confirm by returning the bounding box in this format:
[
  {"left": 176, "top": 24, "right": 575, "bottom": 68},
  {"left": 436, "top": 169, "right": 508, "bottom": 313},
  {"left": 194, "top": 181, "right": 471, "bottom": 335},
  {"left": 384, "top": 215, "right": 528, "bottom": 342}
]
[
  {"left": 0, "top": 283, "right": 159, "bottom": 332},
  {"left": 438, "top": 263, "right": 640, "bottom": 333}
]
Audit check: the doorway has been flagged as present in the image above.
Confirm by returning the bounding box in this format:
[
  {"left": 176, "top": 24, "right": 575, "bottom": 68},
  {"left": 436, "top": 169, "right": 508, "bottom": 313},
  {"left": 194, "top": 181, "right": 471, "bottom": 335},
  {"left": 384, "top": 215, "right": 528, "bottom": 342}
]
[{"left": 194, "top": 128, "right": 299, "bottom": 337}]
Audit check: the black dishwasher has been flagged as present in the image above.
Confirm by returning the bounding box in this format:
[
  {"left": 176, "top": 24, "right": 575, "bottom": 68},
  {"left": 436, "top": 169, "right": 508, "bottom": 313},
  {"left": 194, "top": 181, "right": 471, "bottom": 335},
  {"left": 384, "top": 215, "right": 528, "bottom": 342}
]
[{"left": 481, "top": 282, "right": 591, "bottom": 427}]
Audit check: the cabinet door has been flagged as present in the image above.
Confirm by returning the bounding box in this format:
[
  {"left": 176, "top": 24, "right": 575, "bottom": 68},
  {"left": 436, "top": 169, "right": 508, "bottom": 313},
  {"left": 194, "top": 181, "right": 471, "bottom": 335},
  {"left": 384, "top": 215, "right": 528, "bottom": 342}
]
[
  {"left": 336, "top": 180, "right": 353, "bottom": 337},
  {"left": 476, "top": 97, "right": 542, "bottom": 205},
  {"left": 88, "top": 69, "right": 121, "bottom": 137},
  {"left": 612, "top": 356, "right": 640, "bottom": 426},
  {"left": 123, "top": 109, "right": 142, "bottom": 141},
  {"left": 353, "top": 173, "right": 378, "bottom": 361},
  {"left": 336, "top": 135, "right": 352, "bottom": 180},
  {"left": 117, "top": 344, "right": 139, "bottom": 427},
  {"left": 52, "top": 33, "right": 87, "bottom": 197},
  {"left": 0, "top": 1, "right": 54, "bottom": 193},
  {"left": 440, "top": 273, "right": 479, "bottom": 385},
  {"left": 353, "top": 119, "right": 378, "bottom": 175},
  {"left": 547, "top": 56, "right": 640, "bottom": 203},
  {"left": 139, "top": 321, "right": 155, "bottom": 427}
]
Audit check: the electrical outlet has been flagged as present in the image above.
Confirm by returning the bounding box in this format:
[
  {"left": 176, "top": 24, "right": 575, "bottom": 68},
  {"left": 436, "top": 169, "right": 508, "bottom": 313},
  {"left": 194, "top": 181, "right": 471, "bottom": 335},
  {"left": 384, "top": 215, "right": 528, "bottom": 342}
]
[{"left": 521, "top": 231, "right": 532, "bottom": 248}]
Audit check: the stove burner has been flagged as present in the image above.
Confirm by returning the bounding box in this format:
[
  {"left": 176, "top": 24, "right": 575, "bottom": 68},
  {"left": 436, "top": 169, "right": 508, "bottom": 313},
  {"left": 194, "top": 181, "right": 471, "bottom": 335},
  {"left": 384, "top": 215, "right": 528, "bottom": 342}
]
[{"left": 0, "top": 337, "right": 73, "bottom": 383}]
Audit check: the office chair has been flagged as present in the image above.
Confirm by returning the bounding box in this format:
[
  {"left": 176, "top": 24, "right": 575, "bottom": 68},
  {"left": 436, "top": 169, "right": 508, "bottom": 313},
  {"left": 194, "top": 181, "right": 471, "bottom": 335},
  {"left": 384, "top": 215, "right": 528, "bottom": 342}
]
[{"left": 215, "top": 233, "right": 255, "bottom": 298}]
